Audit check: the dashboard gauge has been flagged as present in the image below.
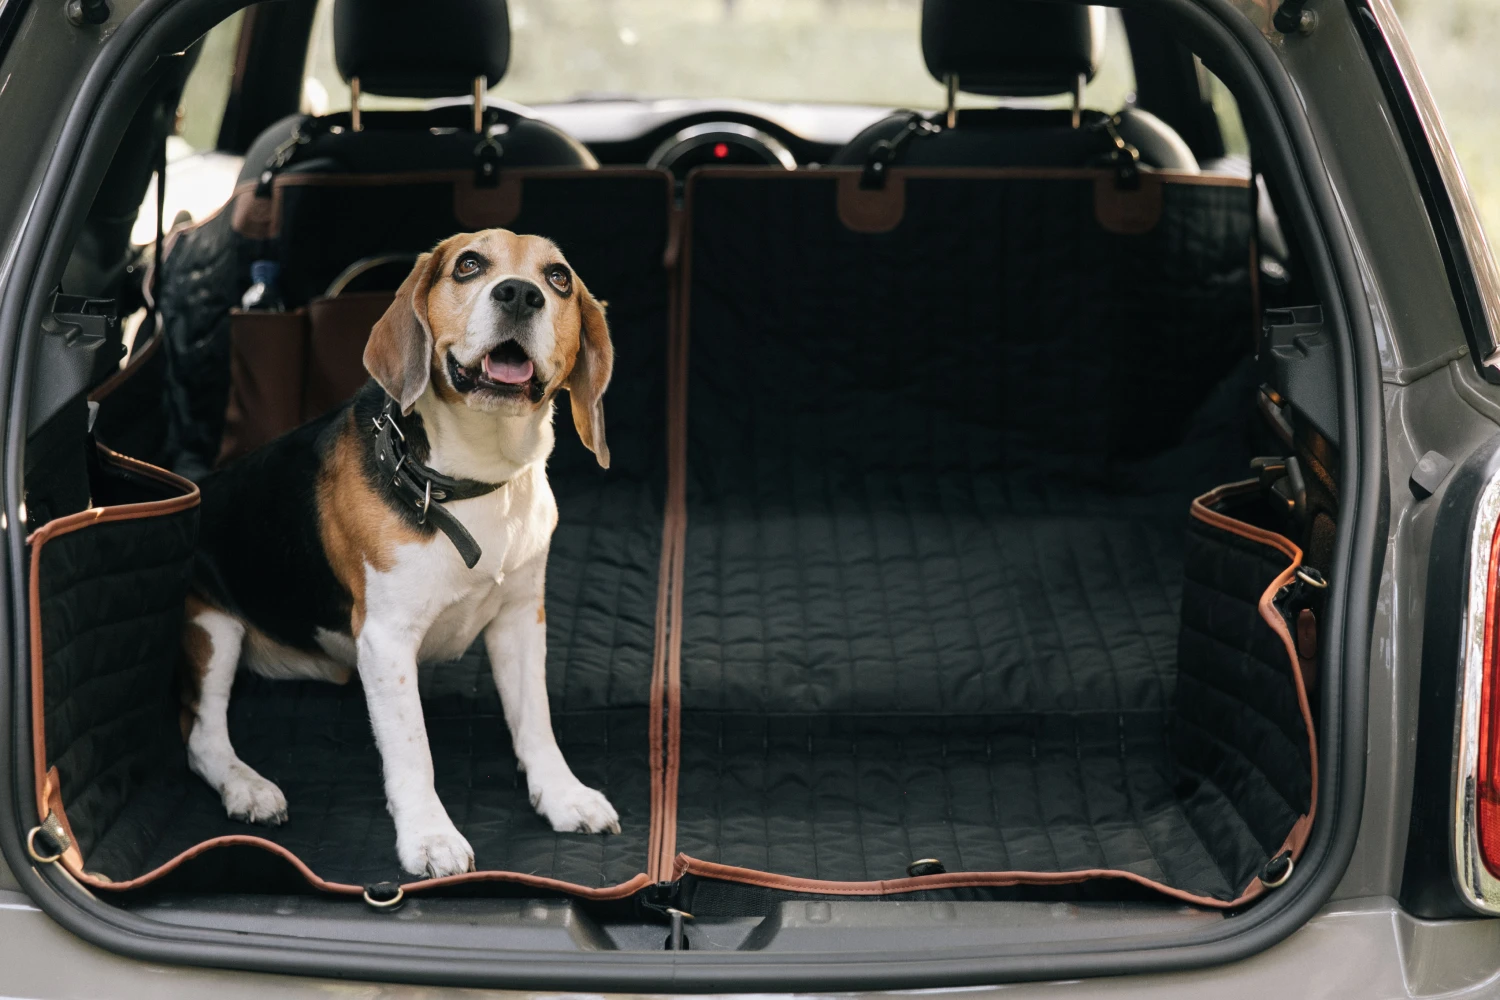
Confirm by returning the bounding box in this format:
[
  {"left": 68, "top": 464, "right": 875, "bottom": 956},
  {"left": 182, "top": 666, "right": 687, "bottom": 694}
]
[{"left": 646, "top": 122, "right": 798, "bottom": 179}]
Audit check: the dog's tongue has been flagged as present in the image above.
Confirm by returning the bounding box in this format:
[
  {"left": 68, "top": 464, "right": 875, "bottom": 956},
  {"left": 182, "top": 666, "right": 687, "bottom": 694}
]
[{"left": 483, "top": 353, "right": 533, "bottom": 384}]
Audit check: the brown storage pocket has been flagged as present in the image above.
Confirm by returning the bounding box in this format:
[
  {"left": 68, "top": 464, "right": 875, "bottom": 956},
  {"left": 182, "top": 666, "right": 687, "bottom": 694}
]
[
  {"left": 303, "top": 291, "right": 393, "bottom": 420},
  {"left": 219, "top": 294, "right": 392, "bottom": 465},
  {"left": 219, "top": 309, "right": 309, "bottom": 464}
]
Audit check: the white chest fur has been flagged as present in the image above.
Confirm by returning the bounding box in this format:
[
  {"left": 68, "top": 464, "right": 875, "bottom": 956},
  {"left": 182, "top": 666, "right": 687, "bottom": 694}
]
[{"left": 358, "top": 461, "right": 557, "bottom": 665}]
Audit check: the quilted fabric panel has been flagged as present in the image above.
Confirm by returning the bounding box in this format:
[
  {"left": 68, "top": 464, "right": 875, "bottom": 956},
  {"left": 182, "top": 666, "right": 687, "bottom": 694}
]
[
  {"left": 673, "top": 711, "right": 1235, "bottom": 899},
  {"left": 1172, "top": 514, "right": 1312, "bottom": 892},
  {"left": 680, "top": 479, "right": 1187, "bottom": 716},
  {"left": 39, "top": 506, "right": 199, "bottom": 860},
  {"left": 62, "top": 474, "right": 660, "bottom": 889},
  {"left": 685, "top": 174, "right": 1255, "bottom": 502},
  {"left": 158, "top": 206, "right": 256, "bottom": 479},
  {"left": 84, "top": 654, "right": 651, "bottom": 888}
]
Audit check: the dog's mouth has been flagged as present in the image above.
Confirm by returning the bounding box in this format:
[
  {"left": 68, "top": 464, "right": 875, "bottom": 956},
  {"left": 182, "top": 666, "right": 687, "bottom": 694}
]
[{"left": 447, "top": 342, "right": 544, "bottom": 402}]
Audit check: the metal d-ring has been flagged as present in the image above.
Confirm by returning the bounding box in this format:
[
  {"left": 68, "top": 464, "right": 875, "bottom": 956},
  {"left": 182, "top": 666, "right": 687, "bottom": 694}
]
[
  {"left": 1262, "top": 855, "right": 1294, "bottom": 889},
  {"left": 363, "top": 883, "right": 405, "bottom": 909},
  {"left": 26, "top": 825, "right": 63, "bottom": 864},
  {"left": 1296, "top": 567, "right": 1329, "bottom": 590}
]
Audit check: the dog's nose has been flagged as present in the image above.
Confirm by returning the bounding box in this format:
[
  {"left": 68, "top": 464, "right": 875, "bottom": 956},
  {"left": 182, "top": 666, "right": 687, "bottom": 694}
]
[{"left": 492, "top": 278, "right": 546, "bottom": 317}]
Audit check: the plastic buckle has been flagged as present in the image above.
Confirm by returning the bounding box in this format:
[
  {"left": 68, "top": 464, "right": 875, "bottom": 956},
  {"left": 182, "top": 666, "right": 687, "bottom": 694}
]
[
  {"left": 861, "top": 141, "right": 896, "bottom": 190},
  {"left": 1097, "top": 116, "right": 1141, "bottom": 190},
  {"left": 474, "top": 136, "right": 504, "bottom": 188}
]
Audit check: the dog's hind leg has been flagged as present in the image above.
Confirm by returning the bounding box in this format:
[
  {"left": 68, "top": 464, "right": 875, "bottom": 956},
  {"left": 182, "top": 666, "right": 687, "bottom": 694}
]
[{"left": 182, "top": 600, "right": 288, "bottom": 825}]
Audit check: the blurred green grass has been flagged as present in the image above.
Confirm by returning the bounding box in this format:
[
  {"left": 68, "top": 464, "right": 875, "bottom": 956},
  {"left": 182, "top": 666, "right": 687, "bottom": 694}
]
[{"left": 1398, "top": 0, "right": 1500, "bottom": 249}]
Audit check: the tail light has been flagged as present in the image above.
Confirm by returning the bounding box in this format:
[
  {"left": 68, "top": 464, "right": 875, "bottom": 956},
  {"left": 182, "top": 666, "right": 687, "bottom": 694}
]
[{"left": 1455, "top": 478, "right": 1500, "bottom": 907}]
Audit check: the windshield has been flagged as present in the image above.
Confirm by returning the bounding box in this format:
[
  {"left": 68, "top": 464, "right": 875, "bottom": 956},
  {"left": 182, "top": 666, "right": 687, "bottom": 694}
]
[{"left": 302, "top": 0, "right": 1135, "bottom": 114}]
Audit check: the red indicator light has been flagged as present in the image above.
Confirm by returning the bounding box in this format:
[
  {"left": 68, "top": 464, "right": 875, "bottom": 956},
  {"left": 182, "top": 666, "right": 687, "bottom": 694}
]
[{"left": 713, "top": 142, "right": 730, "bottom": 159}]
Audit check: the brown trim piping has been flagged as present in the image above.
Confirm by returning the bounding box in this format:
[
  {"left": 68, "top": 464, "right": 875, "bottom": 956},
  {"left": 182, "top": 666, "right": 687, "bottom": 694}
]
[
  {"left": 63, "top": 833, "right": 655, "bottom": 899},
  {"left": 673, "top": 856, "right": 1254, "bottom": 910},
  {"left": 647, "top": 188, "right": 691, "bottom": 882},
  {"left": 683, "top": 165, "right": 1251, "bottom": 187},
  {"left": 667, "top": 480, "right": 1318, "bottom": 909},
  {"left": 234, "top": 167, "right": 674, "bottom": 240}
]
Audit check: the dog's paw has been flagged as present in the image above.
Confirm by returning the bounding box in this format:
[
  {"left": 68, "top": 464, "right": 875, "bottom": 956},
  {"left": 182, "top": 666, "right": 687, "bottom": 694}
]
[
  {"left": 396, "top": 821, "right": 475, "bottom": 878},
  {"left": 531, "top": 779, "right": 621, "bottom": 835},
  {"left": 220, "top": 767, "right": 288, "bottom": 826}
]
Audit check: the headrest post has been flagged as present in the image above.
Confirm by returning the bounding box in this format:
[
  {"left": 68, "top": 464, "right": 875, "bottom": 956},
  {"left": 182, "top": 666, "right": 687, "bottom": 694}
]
[
  {"left": 944, "top": 73, "right": 958, "bottom": 130},
  {"left": 1071, "top": 72, "right": 1084, "bottom": 129},
  {"left": 472, "top": 75, "right": 486, "bottom": 133},
  {"left": 350, "top": 76, "right": 363, "bottom": 132}
]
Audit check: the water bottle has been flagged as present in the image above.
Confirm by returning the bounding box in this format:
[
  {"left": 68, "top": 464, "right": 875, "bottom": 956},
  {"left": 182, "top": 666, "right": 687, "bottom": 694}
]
[{"left": 241, "top": 260, "right": 285, "bottom": 311}]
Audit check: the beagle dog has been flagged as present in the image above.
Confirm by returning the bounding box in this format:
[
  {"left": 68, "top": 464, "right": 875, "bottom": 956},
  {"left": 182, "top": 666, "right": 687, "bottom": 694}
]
[{"left": 181, "top": 229, "right": 618, "bottom": 878}]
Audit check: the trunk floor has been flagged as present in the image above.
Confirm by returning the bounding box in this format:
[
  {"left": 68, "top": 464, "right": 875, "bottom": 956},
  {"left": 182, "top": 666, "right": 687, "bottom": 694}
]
[
  {"left": 673, "top": 711, "right": 1232, "bottom": 897},
  {"left": 90, "top": 655, "right": 653, "bottom": 890}
]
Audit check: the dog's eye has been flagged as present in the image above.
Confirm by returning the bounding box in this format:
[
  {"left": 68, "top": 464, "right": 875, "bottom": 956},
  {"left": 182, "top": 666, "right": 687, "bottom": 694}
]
[
  {"left": 453, "top": 253, "right": 484, "bottom": 279},
  {"left": 546, "top": 265, "right": 572, "bottom": 294}
]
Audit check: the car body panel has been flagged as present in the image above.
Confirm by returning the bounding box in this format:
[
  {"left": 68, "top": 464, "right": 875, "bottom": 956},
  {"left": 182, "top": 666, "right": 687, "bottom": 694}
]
[
  {"left": 2, "top": 890, "right": 1500, "bottom": 998},
  {"left": 0, "top": 0, "right": 1494, "bottom": 991}
]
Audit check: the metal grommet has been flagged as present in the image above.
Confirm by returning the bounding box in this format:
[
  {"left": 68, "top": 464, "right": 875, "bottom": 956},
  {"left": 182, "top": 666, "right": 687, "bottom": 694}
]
[
  {"left": 1296, "top": 567, "right": 1329, "bottom": 590},
  {"left": 26, "top": 825, "right": 63, "bottom": 864},
  {"left": 907, "top": 857, "right": 947, "bottom": 877},
  {"left": 1260, "top": 853, "right": 1294, "bottom": 889},
  {"left": 363, "top": 882, "right": 405, "bottom": 909}
]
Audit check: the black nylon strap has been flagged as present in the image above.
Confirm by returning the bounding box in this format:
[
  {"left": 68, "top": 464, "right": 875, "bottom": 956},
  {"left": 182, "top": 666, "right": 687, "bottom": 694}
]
[{"left": 370, "top": 398, "right": 505, "bottom": 568}]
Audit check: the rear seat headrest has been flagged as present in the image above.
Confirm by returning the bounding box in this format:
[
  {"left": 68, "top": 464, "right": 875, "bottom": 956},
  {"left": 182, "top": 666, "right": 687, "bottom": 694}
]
[
  {"left": 334, "top": 0, "right": 511, "bottom": 98},
  {"left": 921, "top": 0, "right": 1107, "bottom": 97}
]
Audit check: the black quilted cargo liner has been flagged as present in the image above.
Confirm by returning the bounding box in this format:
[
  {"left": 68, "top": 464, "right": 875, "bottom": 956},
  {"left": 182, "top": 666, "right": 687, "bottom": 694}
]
[
  {"left": 25, "top": 167, "right": 1316, "bottom": 912},
  {"left": 666, "top": 169, "right": 1315, "bottom": 908}
]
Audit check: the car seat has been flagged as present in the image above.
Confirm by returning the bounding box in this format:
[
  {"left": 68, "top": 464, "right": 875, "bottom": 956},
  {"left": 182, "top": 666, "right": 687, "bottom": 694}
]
[{"left": 832, "top": 0, "right": 1197, "bottom": 172}]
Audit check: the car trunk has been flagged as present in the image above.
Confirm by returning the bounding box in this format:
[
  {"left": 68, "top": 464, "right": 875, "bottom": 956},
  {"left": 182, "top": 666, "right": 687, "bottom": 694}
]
[{"left": 21, "top": 161, "right": 1324, "bottom": 939}]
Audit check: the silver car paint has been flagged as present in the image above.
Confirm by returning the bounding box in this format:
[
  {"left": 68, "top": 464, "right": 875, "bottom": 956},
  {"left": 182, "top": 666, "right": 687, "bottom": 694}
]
[{"left": 4, "top": 0, "right": 1500, "bottom": 992}]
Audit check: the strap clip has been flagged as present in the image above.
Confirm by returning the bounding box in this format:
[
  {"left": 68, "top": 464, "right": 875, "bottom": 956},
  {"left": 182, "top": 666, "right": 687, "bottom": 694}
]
[{"left": 860, "top": 113, "right": 940, "bottom": 190}]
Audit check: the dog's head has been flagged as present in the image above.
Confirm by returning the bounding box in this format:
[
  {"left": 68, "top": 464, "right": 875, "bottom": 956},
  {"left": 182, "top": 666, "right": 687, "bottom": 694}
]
[{"left": 364, "top": 229, "right": 614, "bottom": 468}]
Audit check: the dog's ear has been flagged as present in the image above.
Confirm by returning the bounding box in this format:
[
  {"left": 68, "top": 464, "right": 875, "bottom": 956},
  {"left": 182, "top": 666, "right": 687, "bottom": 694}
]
[
  {"left": 365, "top": 251, "right": 440, "bottom": 414},
  {"left": 567, "top": 284, "right": 613, "bottom": 469}
]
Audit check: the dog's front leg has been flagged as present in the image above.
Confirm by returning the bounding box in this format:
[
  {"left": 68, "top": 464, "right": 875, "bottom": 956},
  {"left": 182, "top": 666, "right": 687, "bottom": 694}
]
[
  {"left": 486, "top": 558, "right": 620, "bottom": 834},
  {"left": 358, "top": 624, "right": 475, "bottom": 877}
]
